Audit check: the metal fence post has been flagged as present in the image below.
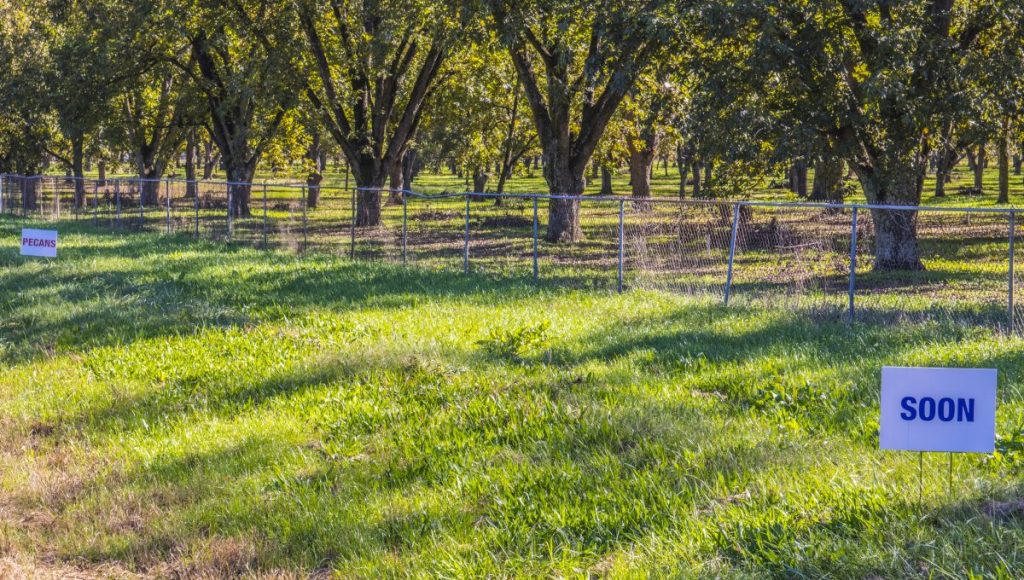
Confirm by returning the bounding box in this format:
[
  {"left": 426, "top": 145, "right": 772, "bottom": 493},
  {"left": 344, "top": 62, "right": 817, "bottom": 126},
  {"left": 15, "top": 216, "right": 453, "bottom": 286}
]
[
  {"left": 724, "top": 202, "right": 741, "bottom": 305},
  {"left": 848, "top": 207, "right": 859, "bottom": 323},
  {"left": 532, "top": 197, "right": 539, "bottom": 282},
  {"left": 193, "top": 181, "right": 200, "bottom": 238},
  {"left": 165, "top": 179, "right": 172, "bottom": 234},
  {"left": 301, "top": 184, "right": 308, "bottom": 253},
  {"left": 350, "top": 188, "right": 357, "bottom": 259},
  {"left": 226, "top": 183, "right": 233, "bottom": 241},
  {"left": 139, "top": 181, "right": 145, "bottom": 227},
  {"left": 464, "top": 194, "right": 471, "bottom": 274},
  {"left": 618, "top": 199, "right": 625, "bottom": 293},
  {"left": 262, "top": 183, "right": 268, "bottom": 249},
  {"left": 1010, "top": 211, "right": 1016, "bottom": 332},
  {"left": 115, "top": 180, "right": 122, "bottom": 227},
  {"left": 401, "top": 190, "right": 408, "bottom": 265}
]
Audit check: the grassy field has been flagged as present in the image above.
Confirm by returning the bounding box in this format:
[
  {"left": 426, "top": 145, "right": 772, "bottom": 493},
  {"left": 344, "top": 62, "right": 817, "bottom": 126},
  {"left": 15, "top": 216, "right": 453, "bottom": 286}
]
[{"left": 3, "top": 218, "right": 1024, "bottom": 577}]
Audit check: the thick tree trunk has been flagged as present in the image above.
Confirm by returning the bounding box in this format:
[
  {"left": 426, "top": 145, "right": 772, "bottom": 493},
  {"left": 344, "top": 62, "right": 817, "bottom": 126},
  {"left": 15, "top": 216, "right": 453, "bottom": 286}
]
[
  {"left": 629, "top": 149, "right": 654, "bottom": 199},
  {"left": 307, "top": 172, "right": 323, "bottom": 208},
  {"left": 600, "top": 166, "right": 613, "bottom": 196},
  {"left": 98, "top": 161, "right": 107, "bottom": 187},
  {"left": 225, "top": 162, "right": 254, "bottom": 217},
  {"left": 472, "top": 168, "right": 489, "bottom": 193},
  {"left": 809, "top": 156, "right": 844, "bottom": 203},
  {"left": 856, "top": 169, "right": 925, "bottom": 271},
  {"left": 353, "top": 157, "right": 384, "bottom": 227},
  {"left": 20, "top": 177, "right": 38, "bottom": 211},
  {"left": 869, "top": 208, "right": 923, "bottom": 271},
  {"left": 543, "top": 153, "right": 584, "bottom": 242},
  {"left": 793, "top": 160, "right": 808, "bottom": 198},
  {"left": 691, "top": 161, "right": 703, "bottom": 197},
  {"left": 1014, "top": 152, "right": 1022, "bottom": 176},
  {"left": 998, "top": 134, "right": 1010, "bottom": 204}
]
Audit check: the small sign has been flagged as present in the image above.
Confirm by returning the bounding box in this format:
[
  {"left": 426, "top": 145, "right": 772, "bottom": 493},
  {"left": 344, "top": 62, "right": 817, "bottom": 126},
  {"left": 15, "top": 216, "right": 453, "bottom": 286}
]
[
  {"left": 20, "top": 228, "right": 58, "bottom": 258},
  {"left": 880, "top": 366, "right": 997, "bottom": 453}
]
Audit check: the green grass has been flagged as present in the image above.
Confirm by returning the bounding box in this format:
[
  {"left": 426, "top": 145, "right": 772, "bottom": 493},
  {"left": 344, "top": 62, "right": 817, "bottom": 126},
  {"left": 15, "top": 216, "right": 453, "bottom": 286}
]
[{"left": 3, "top": 218, "right": 1024, "bottom": 576}]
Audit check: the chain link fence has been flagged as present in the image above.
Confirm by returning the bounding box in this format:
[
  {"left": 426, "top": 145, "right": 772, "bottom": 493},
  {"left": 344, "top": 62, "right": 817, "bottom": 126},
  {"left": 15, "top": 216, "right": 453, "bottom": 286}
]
[{"left": 2, "top": 174, "right": 1020, "bottom": 330}]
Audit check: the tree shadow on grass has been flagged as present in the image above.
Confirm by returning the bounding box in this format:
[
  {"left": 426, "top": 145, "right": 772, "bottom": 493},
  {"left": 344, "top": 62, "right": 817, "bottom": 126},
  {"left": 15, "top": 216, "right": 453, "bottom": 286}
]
[
  {"left": 25, "top": 339, "right": 803, "bottom": 574},
  {"left": 0, "top": 223, "right": 560, "bottom": 366}
]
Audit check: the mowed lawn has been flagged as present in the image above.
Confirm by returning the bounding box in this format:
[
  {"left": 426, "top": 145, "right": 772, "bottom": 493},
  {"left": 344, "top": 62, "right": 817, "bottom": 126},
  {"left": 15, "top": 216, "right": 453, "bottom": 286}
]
[{"left": 4, "top": 219, "right": 1024, "bottom": 577}]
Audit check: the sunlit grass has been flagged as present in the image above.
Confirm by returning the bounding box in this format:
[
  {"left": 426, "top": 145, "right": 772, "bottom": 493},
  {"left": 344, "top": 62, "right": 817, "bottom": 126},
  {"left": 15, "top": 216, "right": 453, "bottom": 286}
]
[{"left": 2, "top": 219, "right": 1024, "bottom": 576}]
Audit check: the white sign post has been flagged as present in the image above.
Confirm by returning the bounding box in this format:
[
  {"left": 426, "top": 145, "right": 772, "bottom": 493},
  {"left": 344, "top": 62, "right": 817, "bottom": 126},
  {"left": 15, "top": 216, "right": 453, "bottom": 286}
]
[
  {"left": 880, "top": 366, "right": 997, "bottom": 500},
  {"left": 20, "top": 228, "right": 58, "bottom": 258}
]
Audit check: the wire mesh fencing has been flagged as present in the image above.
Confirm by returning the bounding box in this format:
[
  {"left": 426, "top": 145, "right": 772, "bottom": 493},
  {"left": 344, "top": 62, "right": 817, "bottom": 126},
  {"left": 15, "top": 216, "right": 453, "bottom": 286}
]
[{"left": 3, "top": 174, "right": 1022, "bottom": 331}]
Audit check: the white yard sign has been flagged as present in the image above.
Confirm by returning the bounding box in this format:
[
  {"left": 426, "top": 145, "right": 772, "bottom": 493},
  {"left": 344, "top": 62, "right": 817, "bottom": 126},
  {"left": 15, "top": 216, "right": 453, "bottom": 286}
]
[
  {"left": 880, "top": 366, "right": 997, "bottom": 453},
  {"left": 20, "top": 228, "right": 58, "bottom": 258}
]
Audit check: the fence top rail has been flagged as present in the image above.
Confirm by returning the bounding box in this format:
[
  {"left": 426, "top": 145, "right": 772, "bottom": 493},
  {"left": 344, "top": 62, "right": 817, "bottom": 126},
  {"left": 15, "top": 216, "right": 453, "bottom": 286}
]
[{"left": 355, "top": 186, "right": 1021, "bottom": 215}]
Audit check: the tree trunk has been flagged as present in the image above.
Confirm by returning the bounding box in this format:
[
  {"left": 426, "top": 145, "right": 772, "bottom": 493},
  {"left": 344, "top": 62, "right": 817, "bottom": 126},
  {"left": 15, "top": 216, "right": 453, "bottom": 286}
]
[
  {"left": 20, "top": 177, "right": 38, "bottom": 211},
  {"left": 998, "top": 133, "right": 1009, "bottom": 204},
  {"left": 543, "top": 152, "right": 584, "bottom": 242},
  {"left": 403, "top": 149, "right": 417, "bottom": 190},
  {"left": 691, "top": 161, "right": 703, "bottom": 197},
  {"left": 472, "top": 168, "right": 489, "bottom": 193},
  {"left": 974, "top": 143, "right": 986, "bottom": 193},
  {"left": 628, "top": 135, "right": 657, "bottom": 200},
  {"left": 388, "top": 156, "right": 404, "bottom": 204},
  {"left": 353, "top": 157, "right": 384, "bottom": 227},
  {"left": 71, "top": 136, "right": 86, "bottom": 208},
  {"left": 202, "top": 141, "right": 219, "bottom": 180},
  {"left": 793, "top": 159, "right": 808, "bottom": 198},
  {"left": 98, "top": 161, "right": 107, "bottom": 187},
  {"left": 225, "top": 162, "right": 254, "bottom": 217},
  {"left": 809, "top": 156, "right": 844, "bottom": 203},
  {"left": 140, "top": 167, "right": 164, "bottom": 207},
  {"left": 600, "top": 166, "right": 613, "bottom": 196},
  {"left": 307, "top": 132, "right": 324, "bottom": 208},
  {"left": 1014, "top": 152, "right": 1022, "bottom": 176},
  {"left": 676, "top": 144, "right": 689, "bottom": 198},
  {"left": 185, "top": 132, "right": 198, "bottom": 198},
  {"left": 703, "top": 161, "right": 713, "bottom": 191},
  {"left": 933, "top": 143, "right": 957, "bottom": 198},
  {"left": 307, "top": 172, "right": 323, "bottom": 208},
  {"left": 855, "top": 169, "right": 925, "bottom": 271}
]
